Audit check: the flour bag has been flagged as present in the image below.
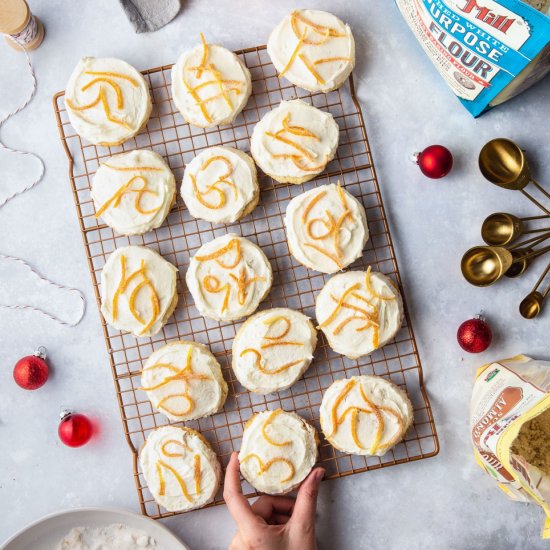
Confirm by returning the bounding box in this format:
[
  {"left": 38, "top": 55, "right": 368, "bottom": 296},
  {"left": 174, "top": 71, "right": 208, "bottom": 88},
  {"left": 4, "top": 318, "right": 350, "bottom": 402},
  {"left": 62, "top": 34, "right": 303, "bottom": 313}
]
[
  {"left": 470, "top": 355, "right": 550, "bottom": 538},
  {"left": 395, "top": 0, "right": 550, "bottom": 116}
]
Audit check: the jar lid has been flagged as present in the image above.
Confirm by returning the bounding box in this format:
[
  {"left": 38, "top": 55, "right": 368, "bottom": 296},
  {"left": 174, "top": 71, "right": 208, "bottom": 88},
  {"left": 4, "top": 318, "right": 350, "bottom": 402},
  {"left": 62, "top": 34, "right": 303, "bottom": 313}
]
[{"left": 0, "top": 0, "right": 30, "bottom": 35}]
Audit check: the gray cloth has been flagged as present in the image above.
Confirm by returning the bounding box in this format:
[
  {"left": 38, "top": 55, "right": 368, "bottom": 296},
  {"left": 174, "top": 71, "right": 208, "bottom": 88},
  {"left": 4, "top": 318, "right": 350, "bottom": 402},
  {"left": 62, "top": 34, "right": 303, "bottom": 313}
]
[{"left": 119, "top": 0, "right": 181, "bottom": 33}]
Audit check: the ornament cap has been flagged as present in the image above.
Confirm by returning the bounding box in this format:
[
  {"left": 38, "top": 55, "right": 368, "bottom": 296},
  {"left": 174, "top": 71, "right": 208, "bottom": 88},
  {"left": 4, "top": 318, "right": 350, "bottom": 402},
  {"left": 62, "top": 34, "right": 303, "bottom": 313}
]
[
  {"left": 60, "top": 409, "right": 73, "bottom": 421},
  {"left": 33, "top": 346, "right": 47, "bottom": 359}
]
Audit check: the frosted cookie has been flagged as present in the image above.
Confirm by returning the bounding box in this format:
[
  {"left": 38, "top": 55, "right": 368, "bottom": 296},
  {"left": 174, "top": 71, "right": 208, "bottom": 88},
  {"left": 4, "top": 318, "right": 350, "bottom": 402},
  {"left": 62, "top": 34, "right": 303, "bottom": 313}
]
[
  {"left": 320, "top": 375, "right": 413, "bottom": 456},
  {"left": 100, "top": 246, "right": 178, "bottom": 337},
  {"left": 141, "top": 341, "right": 227, "bottom": 422},
  {"left": 186, "top": 234, "right": 272, "bottom": 322},
  {"left": 238, "top": 409, "right": 318, "bottom": 494},
  {"left": 140, "top": 425, "right": 221, "bottom": 512},
  {"left": 250, "top": 99, "right": 339, "bottom": 184},
  {"left": 171, "top": 34, "right": 252, "bottom": 128},
  {"left": 65, "top": 57, "right": 151, "bottom": 146},
  {"left": 315, "top": 268, "right": 404, "bottom": 359},
  {"left": 232, "top": 308, "right": 317, "bottom": 394},
  {"left": 285, "top": 183, "right": 368, "bottom": 274},
  {"left": 268, "top": 9, "right": 355, "bottom": 93},
  {"left": 181, "top": 146, "right": 259, "bottom": 224},
  {"left": 91, "top": 150, "right": 175, "bottom": 236}
]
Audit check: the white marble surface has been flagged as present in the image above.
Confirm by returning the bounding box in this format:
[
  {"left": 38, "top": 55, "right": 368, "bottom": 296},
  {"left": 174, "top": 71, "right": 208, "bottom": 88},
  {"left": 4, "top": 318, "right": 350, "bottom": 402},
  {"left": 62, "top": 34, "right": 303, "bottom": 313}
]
[{"left": 0, "top": 1, "right": 549, "bottom": 549}]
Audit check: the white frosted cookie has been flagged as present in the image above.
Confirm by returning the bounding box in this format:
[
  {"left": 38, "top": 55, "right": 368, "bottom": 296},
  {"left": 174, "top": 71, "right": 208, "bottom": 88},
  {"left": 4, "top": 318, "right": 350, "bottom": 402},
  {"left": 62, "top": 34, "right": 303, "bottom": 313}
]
[
  {"left": 181, "top": 146, "right": 259, "bottom": 224},
  {"left": 91, "top": 150, "right": 175, "bottom": 236},
  {"left": 186, "top": 234, "right": 272, "bottom": 322},
  {"left": 140, "top": 425, "right": 221, "bottom": 512},
  {"left": 238, "top": 409, "right": 319, "bottom": 494},
  {"left": 141, "top": 341, "right": 227, "bottom": 422},
  {"left": 100, "top": 246, "right": 178, "bottom": 337},
  {"left": 268, "top": 9, "right": 355, "bottom": 93},
  {"left": 285, "top": 183, "right": 368, "bottom": 274},
  {"left": 315, "top": 269, "right": 404, "bottom": 359},
  {"left": 250, "top": 99, "right": 339, "bottom": 184},
  {"left": 232, "top": 308, "right": 317, "bottom": 394},
  {"left": 171, "top": 34, "right": 252, "bottom": 128},
  {"left": 65, "top": 57, "right": 151, "bottom": 146},
  {"left": 320, "top": 375, "right": 413, "bottom": 456}
]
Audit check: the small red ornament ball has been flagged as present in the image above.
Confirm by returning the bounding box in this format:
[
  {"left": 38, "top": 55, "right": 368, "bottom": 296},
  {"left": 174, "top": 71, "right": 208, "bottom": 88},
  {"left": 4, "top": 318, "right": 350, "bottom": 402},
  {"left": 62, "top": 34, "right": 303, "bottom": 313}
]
[
  {"left": 58, "top": 411, "right": 93, "bottom": 447},
  {"left": 13, "top": 348, "right": 49, "bottom": 390},
  {"left": 415, "top": 145, "right": 453, "bottom": 179},
  {"left": 457, "top": 316, "right": 493, "bottom": 353}
]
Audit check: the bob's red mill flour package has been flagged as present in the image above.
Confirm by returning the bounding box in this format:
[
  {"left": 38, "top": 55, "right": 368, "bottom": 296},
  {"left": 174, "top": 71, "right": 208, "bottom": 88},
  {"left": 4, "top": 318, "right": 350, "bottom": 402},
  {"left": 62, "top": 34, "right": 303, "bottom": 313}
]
[
  {"left": 394, "top": 1, "right": 550, "bottom": 116},
  {"left": 470, "top": 356, "right": 550, "bottom": 538}
]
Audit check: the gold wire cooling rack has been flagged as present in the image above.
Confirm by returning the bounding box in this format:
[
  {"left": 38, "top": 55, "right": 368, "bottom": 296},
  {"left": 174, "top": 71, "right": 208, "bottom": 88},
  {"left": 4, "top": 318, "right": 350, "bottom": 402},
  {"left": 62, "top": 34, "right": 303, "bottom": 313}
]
[{"left": 53, "top": 44, "right": 439, "bottom": 519}]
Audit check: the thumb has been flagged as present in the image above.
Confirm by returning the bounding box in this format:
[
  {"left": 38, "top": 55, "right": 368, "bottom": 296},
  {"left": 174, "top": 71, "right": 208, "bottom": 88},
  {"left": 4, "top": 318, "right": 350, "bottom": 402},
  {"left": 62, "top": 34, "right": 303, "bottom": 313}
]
[{"left": 290, "top": 467, "right": 325, "bottom": 533}]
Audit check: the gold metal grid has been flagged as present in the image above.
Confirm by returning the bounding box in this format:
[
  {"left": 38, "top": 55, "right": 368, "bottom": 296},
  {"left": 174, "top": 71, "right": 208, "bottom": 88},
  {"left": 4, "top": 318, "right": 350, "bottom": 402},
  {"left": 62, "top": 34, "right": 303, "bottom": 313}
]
[{"left": 52, "top": 44, "right": 439, "bottom": 519}]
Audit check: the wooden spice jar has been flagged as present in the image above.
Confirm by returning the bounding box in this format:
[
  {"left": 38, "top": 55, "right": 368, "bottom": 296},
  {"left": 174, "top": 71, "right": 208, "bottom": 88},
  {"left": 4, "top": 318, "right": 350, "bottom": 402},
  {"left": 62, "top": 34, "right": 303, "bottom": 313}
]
[{"left": 0, "top": 0, "right": 45, "bottom": 51}]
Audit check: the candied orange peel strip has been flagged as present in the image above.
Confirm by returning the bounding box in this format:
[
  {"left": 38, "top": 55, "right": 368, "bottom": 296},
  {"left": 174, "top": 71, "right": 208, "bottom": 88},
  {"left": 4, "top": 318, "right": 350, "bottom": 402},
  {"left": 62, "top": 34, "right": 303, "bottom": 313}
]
[
  {"left": 240, "top": 348, "right": 302, "bottom": 376},
  {"left": 314, "top": 57, "right": 352, "bottom": 65},
  {"left": 358, "top": 385, "right": 385, "bottom": 453},
  {"left": 365, "top": 266, "right": 396, "bottom": 301},
  {"left": 190, "top": 173, "right": 225, "bottom": 209},
  {"left": 111, "top": 256, "right": 161, "bottom": 334},
  {"left": 95, "top": 175, "right": 161, "bottom": 218},
  {"left": 303, "top": 243, "right": 342, "bottom": 269},
  {"left": 158, "top": 393, "right": 194, "bottom": 416},
  {"left": 240, "top": 453, "right": 295, "bottom": 483},
  {"left": 261, "top": 410, "right": 292, "bottom": 447},
  {"left": 327, "top": 378, "right": 355, "bottom": 438},
  {"left": 195, "top": 238, "right": 242, "bottom": 269},
  {"left": 281, "top": 113, "right": 320, "bottom": 141},
  {"left": 194, "top": 454, "right": 201, "bottom": 495},
  {"left": 84, "top": 70, "right": 139, "bottom": 86},
  {"left": 157, "top": 459, "right": 193, "bottom": 502},
  {"left": 184, "top": 77, "right": 213, "bottom": 123},
  {"left": 318, "top": 283, "right": 361, "bottom": 328},
  {"left": 265, "top": 131, "right": 316, "bottom": 161},
  {"left": 291, "top": 11, "right": 347, "bottom": 42},
  {"left": 298, "top": 53, "right": 325, "bottom": 85},
  {"left": 200, "top": 155, "right": 233, "bottom": 180},
  {"left": 196, "top": 32, "right": 209, "bottom": 79},
  {"left": 262, "top": 315, "right": 291, "bottom": 339},
  {"left": 161, "top": 439, "right": 192, "bottom": 457},
  {"left": 82, "top": 78, "right": 123, "bottom": 109},
  {"left": 302, "top": 190, "right": 327, "bottom": 223},
  {"left": 203, "top": 275, "right": 231, "bottom": 313},
  {"left": 229, "top": 267, "right": 266, "bottom": 306},
  {"left": 279, "top": 28, "right": 306, "bottom": 77}
]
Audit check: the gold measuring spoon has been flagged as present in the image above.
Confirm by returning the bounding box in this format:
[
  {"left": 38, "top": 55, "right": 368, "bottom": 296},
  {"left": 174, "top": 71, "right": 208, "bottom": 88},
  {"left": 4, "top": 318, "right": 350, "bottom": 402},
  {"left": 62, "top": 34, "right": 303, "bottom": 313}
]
[
  {"left": 519, "top": 261, "right": 550, "bottom": 319},
  {"left": 479, "top": 138, "right": 550, "bottom": 216},
  {"left": 481, "top": 212, "right": 550, "bottom": 246},
  {"left": 462, "top": 244, "right": 550, "bottom": 286}
]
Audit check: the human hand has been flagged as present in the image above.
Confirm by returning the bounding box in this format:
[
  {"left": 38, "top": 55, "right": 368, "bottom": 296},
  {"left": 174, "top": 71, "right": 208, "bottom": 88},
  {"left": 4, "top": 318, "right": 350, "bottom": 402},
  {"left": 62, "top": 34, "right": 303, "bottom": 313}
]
[{"left": 223, "top": 452, "right": 325, "bottom": 550}]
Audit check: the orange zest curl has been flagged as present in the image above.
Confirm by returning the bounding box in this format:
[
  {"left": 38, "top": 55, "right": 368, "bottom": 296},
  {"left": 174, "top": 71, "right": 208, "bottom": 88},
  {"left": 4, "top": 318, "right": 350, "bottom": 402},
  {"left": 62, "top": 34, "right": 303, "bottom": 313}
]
[
  {"left": 190, "top": 155, "right": 237, "bottom": 210},
  {"left": 156, "top": 459, "right": 193, "bottom": 502},
  {"left": 195, "top": 238, "right": 242, "bottom": 269},
  {"left": 161, "top": 439, "right": 192, "bottom": 457},
  {"left": 194, "top": 454, "right": 202, "bottom": 495},
  {"left": 203, "top": 275, "right": 231, "bottom": 314},
  {"left": 84, "top": 71, "right": 138, "bottom": 86},
  {"left": 82, "top": 78, "right": 123, "bottom": 108},
  {"left": 112, "top": 256, "right": 160, "bottom": 335},
  {"left": 263, "top": 315, "right": 292, "bottom": 340},
  {"left": 158, "top": 394, "right": 194, "bottom": 416},
  {"left": 303, "top": 243, "right": 342, "bottom": 269},
  {"left": 94, "top": 175, "right": 161, "bottom": 218},
  {"left": 298, "top": 53, "right": 325, "bottom": 85},
  {"left": 261, "top": 410, "right": 292, "bottom": 447},
  {"left": 240, "top": 348, "right": 302, "bottom": 376},
  {"left": 365, "top": 266, "right": 396, "bottom": 301},
  {"left": 302, "top": 190, "right": 327, "bottom": 223},
  {"left": 281, "top": 113, "right": 320, "bottom": 140},
  {"left": 240, "top": 453, "right": 295, "bottom": 483},
  {"left": 229, "top": 267, "right": 266, "bottom": 306},
  {"left": 265, "top": 131, "right": 316, "bottom": 161},
  {"left": 314, "top": 57, "right": 353, "bottom": 65},
  {"left": 291, "top": 11, "right": 347, "bottom": 42}
]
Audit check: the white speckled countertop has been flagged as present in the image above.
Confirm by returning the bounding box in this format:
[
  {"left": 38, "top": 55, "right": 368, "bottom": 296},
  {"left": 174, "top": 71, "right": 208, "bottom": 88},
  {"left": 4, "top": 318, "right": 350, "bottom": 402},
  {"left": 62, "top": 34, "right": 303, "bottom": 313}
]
[{"left": 1, "top": 1, "right": 549, "bottom": 549}]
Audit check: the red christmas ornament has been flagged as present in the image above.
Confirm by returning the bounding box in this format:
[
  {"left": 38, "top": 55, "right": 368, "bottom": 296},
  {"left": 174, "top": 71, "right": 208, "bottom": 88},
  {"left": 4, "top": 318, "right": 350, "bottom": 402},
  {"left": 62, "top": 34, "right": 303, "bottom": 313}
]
[
  {"left": 58, "top": 411, "right": 93, "bottom": 447},
  {"left": 13, "top": 347, "right": 49, "bottom": 390},
  {"left": 413, "top": 145, "right": 453, "bottom": 179},
  {"left": 457, "top": 316, "right": 493, "bottom": 353}
]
